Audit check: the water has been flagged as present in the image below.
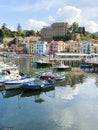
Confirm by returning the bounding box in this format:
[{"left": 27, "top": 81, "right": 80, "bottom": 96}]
[{"left": 0, "top": 56, "right": 98, "bottom": 130}]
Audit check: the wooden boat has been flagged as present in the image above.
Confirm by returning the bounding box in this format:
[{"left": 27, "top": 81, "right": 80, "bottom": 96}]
[
  {"left": 4, "top": 76, "right": 35, "bottom": 90},
  {"left": 22, "top": 78, "right": 54, "bottom": 90}
]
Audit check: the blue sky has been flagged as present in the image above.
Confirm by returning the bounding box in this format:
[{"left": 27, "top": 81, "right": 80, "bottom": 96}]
[{"left": 0, "top": 0, "right": 98, "bottom": 33}]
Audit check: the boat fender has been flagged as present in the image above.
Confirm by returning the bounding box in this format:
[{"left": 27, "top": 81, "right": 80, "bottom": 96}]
[{"left": 41, "top": 84, "right": 44, "bottom": 87}]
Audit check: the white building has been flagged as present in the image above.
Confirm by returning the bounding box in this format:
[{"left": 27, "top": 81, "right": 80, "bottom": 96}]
[{"left": 81, "top": 41, "right": 94, "bottom": 54}]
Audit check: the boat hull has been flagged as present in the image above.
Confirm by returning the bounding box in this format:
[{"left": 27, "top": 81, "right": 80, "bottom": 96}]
[
  {"left": 22, "top": 79, "right": 54, "bottom": 90},
  {"left": 4, "top": 77, "right": 35, "bottom": 90},
  {"left": 5, "top": 83, "right": 22, "bottom": 90}
]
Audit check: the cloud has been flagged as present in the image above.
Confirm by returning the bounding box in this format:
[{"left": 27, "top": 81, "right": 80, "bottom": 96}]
[
  {"left": 26, "top": 5, "right": 98, "bottom": 33},
  {"left": 83, "top": 20, "right": 98, "bottom": 33},
  {"left": 48, "top": 16, "right": 55, "bottom": 23},
  {"left": 27, "top": 19, "right": 48, "bottom": 31},
  {"left": 56, "top": 6, "right": 81, "bottom": 24},
  {"left": 47, "top": 5, "right": 98, "bottom": 33}
]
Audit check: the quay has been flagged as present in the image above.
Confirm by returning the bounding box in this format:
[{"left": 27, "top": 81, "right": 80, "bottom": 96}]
[
  {"left": 50, "top": 53, "right": 98, "bottom": 72},
  {"left": 85, "top": 53, "right": 98, "bottom": 72},
  {"left": 50, "top": 53, "right": 89, "bottom": 67}
]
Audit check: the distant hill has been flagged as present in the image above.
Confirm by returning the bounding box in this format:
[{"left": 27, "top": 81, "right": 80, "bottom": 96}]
[{"left": 94, "top": 32, "right": 98, "bottom": 34}]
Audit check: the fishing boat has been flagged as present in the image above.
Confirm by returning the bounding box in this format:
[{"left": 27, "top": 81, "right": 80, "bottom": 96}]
[{"left": 4, "top": 76, "right": 35, "bottom": 90}]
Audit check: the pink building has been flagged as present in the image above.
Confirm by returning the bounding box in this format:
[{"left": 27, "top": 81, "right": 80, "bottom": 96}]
[{"left": 49, "top": 41, "right": 68, "bottom": 54}]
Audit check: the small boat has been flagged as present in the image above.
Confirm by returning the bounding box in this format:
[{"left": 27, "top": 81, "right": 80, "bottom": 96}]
[
  {"left": 80, "top": 63, "right": 92, "bottom": 69},
  {"left": 4, "top": 76, "right": 35, "bottom": 90},
  {"left": 0, "top": 70, "right": 23, "bottom": 86},
  {"left": 53, "top": 72, "right": 65, "bottom": 81},
  {"left": 22, "top": 78, "right": 54, "bottom": 90},
  {"left": 35, "top": 71, "right": 45, "bottom": 78},
  {"left": 52, "top": 64, "right": 72, "bottom": 71},
  {"left": 33, "top": 60, "right": 53, "bottom": 68},
  {"left": 35, "top": 71, "right": 66, "bottom": 81}
]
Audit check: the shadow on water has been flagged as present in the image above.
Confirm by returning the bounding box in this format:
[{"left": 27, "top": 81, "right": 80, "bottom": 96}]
[{"left": 1, "top": 89, "right": 22, "bottom": 98}]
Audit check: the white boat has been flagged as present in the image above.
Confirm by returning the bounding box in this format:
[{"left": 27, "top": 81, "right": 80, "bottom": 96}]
[
  {"left": 35, "top": 71, "right": 66, "bottom": 81},
  {"left": 0, "top": 68, "right": 20, "bottom": 86},
  {"left": 53, "top": 72, "right": 66, "bottom": 81},
  {"left": 4, "top": 76, "right": 35, "bottom": 90},
  {"left": 52, "top": 64, "right": 72, "bottom": 71}
]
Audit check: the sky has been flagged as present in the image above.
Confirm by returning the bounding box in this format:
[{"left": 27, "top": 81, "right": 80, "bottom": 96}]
[{"left": 0, "top": 0, "right": 98, "bottom": 33}]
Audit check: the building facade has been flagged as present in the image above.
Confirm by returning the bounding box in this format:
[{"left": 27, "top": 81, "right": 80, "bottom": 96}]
[
  {"left": 81, "top": 41, "right": 94, "bottom": 54},
  {"left": 41, "top": 22, "right": 70, "bottom": 41}
]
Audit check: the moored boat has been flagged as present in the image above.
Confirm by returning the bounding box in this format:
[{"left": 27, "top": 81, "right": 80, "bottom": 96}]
[
  {"left": 35, "top": 71, "right": 66, "bottom": 81},
  {"left": 4, "top": 76, "right": 35, "bottom": 90},
  {"left": 22, "top": 78, "right": 54, "bottom": 90},
  {"left": 80, "top": 63, "right": 92, "bottom": 69},
  {"left": 52, "top": 64, "right": 72, "bottom": 71},
  {"left": 33, "top": 60, "right": 53, "bottom": 68}
]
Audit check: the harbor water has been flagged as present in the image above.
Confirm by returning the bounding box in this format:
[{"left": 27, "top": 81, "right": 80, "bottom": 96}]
[{"left": 0, "top": 56, "right": 98, "bottom": 130}]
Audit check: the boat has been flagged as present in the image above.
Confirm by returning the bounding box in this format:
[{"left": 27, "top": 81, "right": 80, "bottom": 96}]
[
  {"left": 4, "top": 76, "right": 35, "bottom": 90},
  {"left": 80, "top": 63, "right": 92, "bottom": 69},
  {"left": 0, "top": 69, "right": 22, "bottom": 86},
  {"left": 33, "top": 60, "right": 53, "bottom": 68},
  {"left": 35, "top": 70, "right": 45, "bottom": 78},
  {"left": 22, "top": 78, "right": 54, "bottom": 90},
  {"left": 53, "top": 72, "right": 66, "bottom": 81},
  {"left": 35, "top": 71, "right": 66, "bottom": 81},
  {"left": 52, "top": 64, "right": 72, "bottom": 71},
  {"left": 0, "top": 61, "right": 17, "bottom": 72}
]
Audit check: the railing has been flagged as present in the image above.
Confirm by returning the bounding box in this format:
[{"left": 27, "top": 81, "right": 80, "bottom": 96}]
[
  {"left": 85, "top": 58, "right": 98, "bottom": 64},
  {"left": 50, "top": 57, "right": 82, "bottom": 61}
]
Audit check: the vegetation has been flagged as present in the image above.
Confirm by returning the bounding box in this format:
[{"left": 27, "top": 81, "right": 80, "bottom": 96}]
[
  {"left": 0, "top": 22, "right": 98, "bottom": 42},
  {"left": 0, "top": 23, "right": 37, "bottom": 42}
]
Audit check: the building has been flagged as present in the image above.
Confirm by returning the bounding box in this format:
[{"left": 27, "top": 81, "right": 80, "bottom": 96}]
[
  {"left": 41, "top": 22, "right": 70, "bottom": 41},
  {"left": 41, "top": 27, "right": 53, "bottom": 41},
  {"left": 49, "top": 41, "right": 68, "bottom": 54},
  {"left": 67, "top": 40, "right": 82, "bottom": 53},
  {"left": 37, "top": 41, "right": 48, "bottom": 55},
  {"left": 81, "top": 41, "right": 94, "bottom": 54}
]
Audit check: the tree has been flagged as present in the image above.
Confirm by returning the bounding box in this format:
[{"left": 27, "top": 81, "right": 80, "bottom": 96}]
[
  {"left": 17, "top": 23, "right": 22, "bottom": 36},
  {"left": 78, "top": 27, "right": 82, "bottom": 34},
  {"left": 72, "top": 22, "right": 79, "bottom": 33},
  {"left": 0, "top": 29, "right": 5, "bottom": 41},
  {"left": 82, "top": 27, "right": 85, "bottom": 34}
]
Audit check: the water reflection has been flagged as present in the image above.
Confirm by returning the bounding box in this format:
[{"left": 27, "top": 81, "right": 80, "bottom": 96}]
[
  {"left": 54, "top": 85, "right": 79, "bottom": 100},
  {"left": 21, "top": 88, "right": 55, "bottom": 104},
  {"left": 2, "top": 56, "right": 97, "bottom": 130},
  {"left": 1, "top": 89, "right": 22, "bottom": 98}
]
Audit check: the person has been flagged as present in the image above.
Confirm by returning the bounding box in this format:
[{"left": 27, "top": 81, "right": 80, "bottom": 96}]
[{"left": 19, "top": 72, "right": 24, "bottom": 76}]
